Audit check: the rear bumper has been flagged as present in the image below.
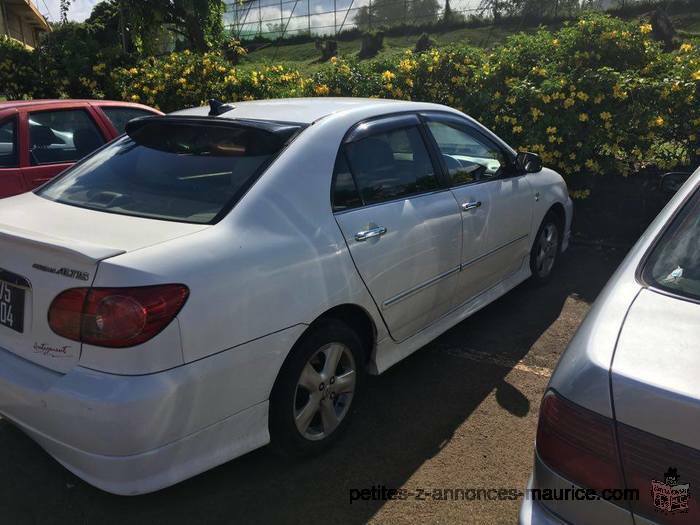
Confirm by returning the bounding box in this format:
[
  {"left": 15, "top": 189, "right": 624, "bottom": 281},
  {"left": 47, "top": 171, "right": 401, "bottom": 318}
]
[
  {"left": 519, "top": 475, "right": 568, "bottom": 525},
  {"left": 519, "top": 453, "right": 634, "bottom": 525},
  {"left": 0, "top": 324, "right": 305, "bottom": 495}
]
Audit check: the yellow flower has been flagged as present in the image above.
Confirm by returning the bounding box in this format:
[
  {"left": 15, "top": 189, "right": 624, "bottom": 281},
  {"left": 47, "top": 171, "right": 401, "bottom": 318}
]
[
  {"left": 541, "top": 94, "right": 551, "bottom": 104},
  {"left": 640, "top": 24, "right": 653, "bottom": 35},
  {"left": 552, "top": 39, "right": 560, "bottom": 47},
  {"left": 653, "top": 116, "right": 665, "bottom": 127},
  {"left": 398, "top": 59, "right": 415, "bottom": 73},
  {"left": 512, "top": 125, "right": 523, "bottom": 134},
  {"left": 531, "top": 107, "right": 543, "bottom": 121},
  {"left": 600, "top": 111, "right": 612, "bottom": 121},
  {"left": 381, "top": 70, "right": 396, "bottom": 82},
  {"left": 506, "top": 96, "right": 516, "bottom": 105},
  {"left": 546, "top": 126, "right": 557, "bottom": 134},
  {"left": 692, "top": 71, "right": 700, "bottom": 81},
  {"left": 585, "top": 158, "right": 600, "bottom": 172},
  {"left": 594, "top": 95, "right": 604, "bottom": 104},
  {"left": 680, "top": 43, "right": 693, "bottom": 53},
  {"left": 563, "top": 98, "right": 575, "bottom": 108},
  {"left": 579, "top": 113, "right": 589, "bottom": 122},
  {"left": 314, "top": 84, "right": 330, "bottom": 96}
]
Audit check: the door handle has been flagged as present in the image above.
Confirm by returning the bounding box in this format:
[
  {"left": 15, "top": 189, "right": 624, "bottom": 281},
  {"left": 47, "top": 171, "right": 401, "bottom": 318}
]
[
  {"left": 355, "top": 226, "right": 387, "bottom": 242},
  {"left": 461, "top": 201, "right": 482, "bottom": 211}
]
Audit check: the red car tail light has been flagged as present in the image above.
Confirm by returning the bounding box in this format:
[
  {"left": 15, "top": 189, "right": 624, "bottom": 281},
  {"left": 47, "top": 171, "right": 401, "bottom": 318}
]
[
  {"left": 618, "top": 422, "right": 700, "bottom": 523},
  {"left": 536, "top": 390, "right": 624, "bottom": 491},
  {"left": 49, "top": 285, "right": 189, "bottom": 348}
]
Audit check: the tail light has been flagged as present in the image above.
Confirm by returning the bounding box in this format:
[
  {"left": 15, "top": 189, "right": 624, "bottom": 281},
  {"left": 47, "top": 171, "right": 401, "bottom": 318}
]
[
  {"left": 536, "top": 390, "right": 624, "bottom": 491},
  {"left": 618, "top": 422, "right": 699, "bottom": 523},
  {"left": 49, "top": 285, "right": 189, "bottom": 348}
]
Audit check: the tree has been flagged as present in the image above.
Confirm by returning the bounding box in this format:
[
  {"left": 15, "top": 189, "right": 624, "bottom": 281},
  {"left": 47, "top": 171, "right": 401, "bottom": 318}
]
[
  {"left": 409, "top": 0, "right": 440, "bottom": 25},
  {"left": 62, "top": 0, "right": 226, "bottom": 52}
]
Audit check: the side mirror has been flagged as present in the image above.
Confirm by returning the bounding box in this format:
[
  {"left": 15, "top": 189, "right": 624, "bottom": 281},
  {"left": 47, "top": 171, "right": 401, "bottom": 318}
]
[
  {"left": 516, "top": 151, "right": 543, "bottom": 174},
  {"left": 660, "top": 172, "right": 690, "bottom": 195}
]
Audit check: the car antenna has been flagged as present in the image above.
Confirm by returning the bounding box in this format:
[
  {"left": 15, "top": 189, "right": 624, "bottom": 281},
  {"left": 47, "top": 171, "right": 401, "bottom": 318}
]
[{"left": 209, "top": 99, "right": 236, "bottom": 116}]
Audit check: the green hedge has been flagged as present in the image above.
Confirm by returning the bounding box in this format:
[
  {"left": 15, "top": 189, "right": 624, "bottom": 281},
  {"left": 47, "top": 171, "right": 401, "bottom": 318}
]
[{"left": 2, "top": 14, "right": 699, "bottom": 181}]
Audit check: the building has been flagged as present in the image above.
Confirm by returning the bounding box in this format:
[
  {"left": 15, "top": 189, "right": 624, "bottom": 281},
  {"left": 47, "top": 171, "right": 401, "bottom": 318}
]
[{"left": 0, "top": 0, "right": 50, "bottom": 49}]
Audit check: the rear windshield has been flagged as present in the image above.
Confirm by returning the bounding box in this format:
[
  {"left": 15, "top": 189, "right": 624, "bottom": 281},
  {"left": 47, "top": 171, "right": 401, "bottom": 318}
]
[
  {"left": 37, "top": 120, "right": 296, "bottom": 224},
  {"left": 644, "top": 188, "right": 700, "bottom": 301}
]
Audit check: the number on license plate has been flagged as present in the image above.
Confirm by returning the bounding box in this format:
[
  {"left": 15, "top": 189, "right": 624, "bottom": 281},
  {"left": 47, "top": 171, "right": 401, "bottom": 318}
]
[{"left": 0, "top": 280, "right": 24, "bottom": 333}]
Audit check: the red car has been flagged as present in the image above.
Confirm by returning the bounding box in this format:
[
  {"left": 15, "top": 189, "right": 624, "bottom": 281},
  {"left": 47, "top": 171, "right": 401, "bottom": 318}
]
[{"left": 0, "top": 100, "right": 162, "bottom": 198}]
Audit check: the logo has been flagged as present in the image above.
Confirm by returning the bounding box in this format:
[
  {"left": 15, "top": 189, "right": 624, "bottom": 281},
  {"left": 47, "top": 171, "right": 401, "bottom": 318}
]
[
  {"left": 32, "top": 264, "right": 90, "bottom": 282},
  {"left": 651, "top": 468, "right": 690, "bottom": 514},
  {"left": 33, "top": 342, "right": 72, "bottom": 358}
]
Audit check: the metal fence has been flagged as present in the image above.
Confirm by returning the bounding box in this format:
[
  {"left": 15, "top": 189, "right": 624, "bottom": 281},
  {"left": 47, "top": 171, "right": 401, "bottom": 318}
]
[{"left": 224, "top": 0, "right": 484, "bottom": 39}]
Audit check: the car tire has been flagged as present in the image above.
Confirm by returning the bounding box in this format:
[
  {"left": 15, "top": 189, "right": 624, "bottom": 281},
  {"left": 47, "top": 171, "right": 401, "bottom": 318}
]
[
  {"left": 269, "top": 318, "right": 366, "bottom": 457},
  {"left": 529, "top": 211, "right": 562, "bottom": 285}
]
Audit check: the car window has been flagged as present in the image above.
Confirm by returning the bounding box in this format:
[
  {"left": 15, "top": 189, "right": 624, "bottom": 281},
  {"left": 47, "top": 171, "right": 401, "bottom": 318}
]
[
  {"left": 29, "top": 109, "right": 105, "bottom": 166},
  {"left": 343, "top": 126, "right": 439, "bottom": 205},
  {"left": 101, "top": 107, "right": 157, "bottom": 135},
  {"left": 0, "top": 119, "right": 18, "bottom": 168},
  {"left": 426, "top": 121, "right": 506, "bottom": 185},
  {"left": 644, "top": 188, "right": 700, "bottom": 301},
  {"left": 37, "top": 120, "right": 298, "bottom": 224},
  {"left": 332, "top": 152, "right": 362, "bottom": 212}
]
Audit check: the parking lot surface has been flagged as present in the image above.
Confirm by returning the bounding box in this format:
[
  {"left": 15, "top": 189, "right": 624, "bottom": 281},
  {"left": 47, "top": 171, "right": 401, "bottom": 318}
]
[{"left": 0, "top": 245, "right": 626, "bottom": 525}]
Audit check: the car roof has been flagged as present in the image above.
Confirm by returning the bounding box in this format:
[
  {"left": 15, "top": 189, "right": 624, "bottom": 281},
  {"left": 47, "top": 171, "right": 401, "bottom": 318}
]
[
  {"left": 171, "top": 98, "right": 442, "bottom": 125},
  {"left": 0, "top": 99, "right": 158, "bottom": 111}
]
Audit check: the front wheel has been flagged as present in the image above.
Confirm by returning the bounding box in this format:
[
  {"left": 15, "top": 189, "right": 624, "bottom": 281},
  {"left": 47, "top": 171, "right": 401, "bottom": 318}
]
[
  {"left": 269, "top": 319, "right": 365, "bottom": 457},
  {"left": 530, "top": 212, "right": 561, "bottom": 284}
]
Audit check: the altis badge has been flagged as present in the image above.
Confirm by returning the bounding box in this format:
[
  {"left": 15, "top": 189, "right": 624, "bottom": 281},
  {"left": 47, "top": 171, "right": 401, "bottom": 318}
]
[{"left": 32, "top": 263, "right": 90, "bottom": 282}]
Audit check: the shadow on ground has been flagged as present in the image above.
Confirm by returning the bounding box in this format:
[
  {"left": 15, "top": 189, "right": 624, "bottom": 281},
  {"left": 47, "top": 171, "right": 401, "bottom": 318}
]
[{"left": 0, "top": 245, "right": 625, "bottom": 525}]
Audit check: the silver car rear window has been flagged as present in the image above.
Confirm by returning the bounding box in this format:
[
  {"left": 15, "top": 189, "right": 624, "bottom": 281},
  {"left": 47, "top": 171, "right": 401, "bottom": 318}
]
[
  {"left": 644, "top": 189, "right": 700, "bottom": 301},
  {"left": 37, "top": 119, "right": 300, "bottom": 224}
]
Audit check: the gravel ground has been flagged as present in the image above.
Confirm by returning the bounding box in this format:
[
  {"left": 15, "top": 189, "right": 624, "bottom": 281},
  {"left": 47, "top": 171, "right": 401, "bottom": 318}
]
[{"left": 0, "top": 245, "right": 626, "bottom": 525}]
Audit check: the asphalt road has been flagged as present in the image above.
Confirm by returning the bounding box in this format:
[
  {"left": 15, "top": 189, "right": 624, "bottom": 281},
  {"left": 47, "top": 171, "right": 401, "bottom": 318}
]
[{"left": 0, "top": 245, "right": 626, "bottom": 525}]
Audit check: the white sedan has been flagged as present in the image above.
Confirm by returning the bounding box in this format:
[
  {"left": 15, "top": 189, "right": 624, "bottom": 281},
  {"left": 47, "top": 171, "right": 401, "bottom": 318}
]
[{"left": 0, "top": 98, "right": 572, "bottom": 495}]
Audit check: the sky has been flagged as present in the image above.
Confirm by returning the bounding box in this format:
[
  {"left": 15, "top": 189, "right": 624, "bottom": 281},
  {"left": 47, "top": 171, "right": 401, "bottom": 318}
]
[
  {"left": 37, "top": 0, "right": 481, "bottom": 35},
  {"left": 39, "top": 0, "right": 97, "bottom": 22}
]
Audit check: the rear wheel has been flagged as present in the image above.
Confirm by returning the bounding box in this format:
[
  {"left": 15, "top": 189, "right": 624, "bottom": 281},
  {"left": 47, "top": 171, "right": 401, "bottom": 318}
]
[
  {"left": 269, "top": 319, "right": 365, "bottom": 457},
  {"left": 530, "top": 212, "right": 561, "bottom": 284}
]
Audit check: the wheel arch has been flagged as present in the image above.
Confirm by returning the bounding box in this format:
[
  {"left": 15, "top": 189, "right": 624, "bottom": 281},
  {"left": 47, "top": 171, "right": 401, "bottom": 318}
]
[{"left": 305, "top": 304, "right": 377, "bottom": 366}]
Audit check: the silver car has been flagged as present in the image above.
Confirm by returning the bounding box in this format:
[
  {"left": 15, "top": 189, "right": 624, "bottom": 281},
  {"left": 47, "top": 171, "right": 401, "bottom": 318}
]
[{"left": 520, "top": 168, "right": 700, "bottom": 524}]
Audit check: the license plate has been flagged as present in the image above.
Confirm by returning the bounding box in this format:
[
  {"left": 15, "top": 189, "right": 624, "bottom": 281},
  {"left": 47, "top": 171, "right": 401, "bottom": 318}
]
[{"left": 0, "top": 280, "right": 25, "bottom": 333}]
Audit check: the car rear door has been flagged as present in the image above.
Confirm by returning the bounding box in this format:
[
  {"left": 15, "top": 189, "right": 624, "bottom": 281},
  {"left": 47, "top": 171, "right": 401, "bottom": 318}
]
[
  {"left": 332, "top": 114, "right": 463, "bottom": 342},
  {"left": 611, "top": 188, "right": 700, "bottom": 523},
  {"left": 421, "top": 113, "right": 533, "bottom": 304},
  {"left": 0, "top": 113, "right": 25, "bottom": 198},
  {"left": 20, "top": 104, "right": 109, "bottom": 190},
  {"left": 94, "top": 105, "right": 161, "bottom": 136}
]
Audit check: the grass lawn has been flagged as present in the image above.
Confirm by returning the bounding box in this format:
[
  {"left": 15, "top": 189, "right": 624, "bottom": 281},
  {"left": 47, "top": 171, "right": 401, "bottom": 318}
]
[
  {"left": 240, "top": 9, "right": 700, "bottom": 69},
  {"left": 240, "top": 24, "right": 520, "bottom": 70}
]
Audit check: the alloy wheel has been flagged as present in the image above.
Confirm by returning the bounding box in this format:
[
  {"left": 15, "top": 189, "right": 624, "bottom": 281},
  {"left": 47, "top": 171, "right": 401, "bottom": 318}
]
[{"left": 293, "top": 342, "right": 357, "bottom": 441}]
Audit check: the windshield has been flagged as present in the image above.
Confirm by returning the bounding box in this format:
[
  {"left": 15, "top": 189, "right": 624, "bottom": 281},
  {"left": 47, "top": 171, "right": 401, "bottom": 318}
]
[
  {"left": 644, "top": 188, "right": 700, "bottom": 300},
  {"left": 37, "top": 120, "right": 297, "bottom": 224}
]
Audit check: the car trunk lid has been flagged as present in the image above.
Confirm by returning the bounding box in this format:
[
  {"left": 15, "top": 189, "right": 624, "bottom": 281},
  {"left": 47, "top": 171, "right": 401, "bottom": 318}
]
[
  {"left": 611, "top": 288, "right": 700, "bottom": 522},
  {"left": 0, "top": 193, "right": 207, "bottom": 373}
]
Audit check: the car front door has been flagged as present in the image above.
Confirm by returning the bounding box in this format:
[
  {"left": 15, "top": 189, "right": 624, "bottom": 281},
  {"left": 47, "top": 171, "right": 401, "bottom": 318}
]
[
  {"left": 21, "top": 106, "right": 107, "bottom": 191},
  {"left": 422, "top": 113, "right": 534, "bottom": 304},
  {"left": 332, "top": 114, "right": 463, "bottom": 342}
]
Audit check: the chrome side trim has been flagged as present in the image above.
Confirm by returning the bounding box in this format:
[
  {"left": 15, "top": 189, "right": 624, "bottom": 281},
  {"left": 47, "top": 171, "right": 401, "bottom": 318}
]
[
  {"left": 461, "top": 234, "right": 528, "bottom": 270},
  {"left": 383, "top": 266, "right": 460, "bottom": 308}
]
